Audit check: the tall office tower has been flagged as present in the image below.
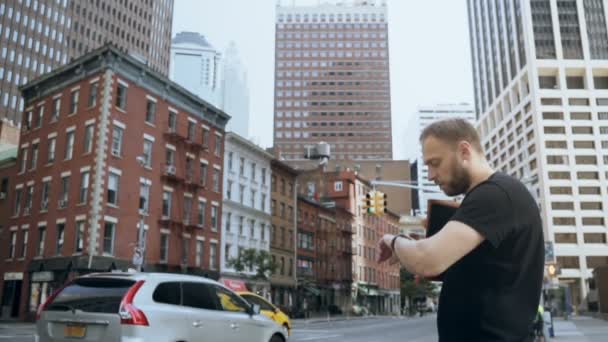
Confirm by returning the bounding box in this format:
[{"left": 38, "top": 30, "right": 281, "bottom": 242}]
[
  {"left": 467, "top": 0, "right": 608, "bottom": 308},
  {"left": 221, "top": 42, "right": 250, "bottom": 138},
  {"left": 0, "top": 0, "right": 174, "bottom": 142},
  {"left": 412, "top": 103, "right": 475, "bottom": 215},
  {"left": 170, "top": 32, "right": 223, "bottom": 108},
  {"left": 273, "top": 0, "right": 392, "bottom": 161}
]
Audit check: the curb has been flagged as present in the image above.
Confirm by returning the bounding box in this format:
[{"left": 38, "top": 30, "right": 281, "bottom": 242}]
[{"left": 292, "top": 315, "right": 403, "bottom": 325}]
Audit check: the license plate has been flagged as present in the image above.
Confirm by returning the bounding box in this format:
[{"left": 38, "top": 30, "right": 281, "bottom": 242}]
[{"left": 64, "top": 324, "right": 86, "bottom": 338}]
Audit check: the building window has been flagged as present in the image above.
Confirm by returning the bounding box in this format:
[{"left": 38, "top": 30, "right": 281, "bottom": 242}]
[
  {"left": 183, "top": 196, "right": 192, "bottom": 224},
  {"left": 228, "top": 152, "right": 233, "bottom": 171},
  {"left": 211, "top": 205, "right": 218, "bottom": 231},
  {"left": 181, "top": 236, "right": 190, "bottom": 265},
  {"left": 251, "top": 190, "right": 256, "bottom": 208},
  {"left": 226, "top": 181, "right": 233, "bottom": 199},
  {"left": 56, "top": 223, "right": 65, "bottom": 254},
  {"left": 187, "top": 121, "right": 195, "bottom": 141},
  {"left": 8, "top": 232, "right": 16, "bottom": 258},
  {"left": 41, "top": 180, "right": 50, "bottom": 211},
  {"left": 160, "top": 233, "right": 169, "bottom": 263},
  {"left": 251, "top": 163, "right": 256, "bottom": 180},
  {"left": 239, "top": 216, "right": 244, "bottom": 235},
  {"left": 334, "top": 181, "right": 343, "bottom": 191},
  {"left": 143, "top": 139, "right": 153, "bottom": 167},
  {"left": 20, "top": 231, "right": 28, "bottom": 258},
  {"left": 198, "top": 200, "right": 206, "bottom": 227},
  {"left": 145, "top": 99, "right": 156, "bottom": 124},
  {"left": 162, "top": 191, "right": 172, "bottom": 218},
  {"left": 139, "top": 181, "right": 150, "bottom": 214},
  {"left": 116, "top": 83, "right": 127, "bottom": 109},
  {"left": 239, "top": 157, "right": 245, "bottom": 175},
  {"left": 69, "top": 89, "right": 79, "bottom": 114},
  {"left": 30, "top": 143, "right": 38, "bottom": 170},
  {"left": 60, "top": 175, "right": 69, "bottom": 207},
  {"left": 79, "top": 171, "right": 89, "bottom": 203},
  {"left": 47, "top": 137, "right": 56, "bottom": 163},
  {"left": 202, "top": 128, "right": 209, "bottom": 147},
  {"left": 261, "top": 194, "right": 266, "bottom": 212},
  {"left": 64, "top": 131, "right": 74, "bottom": 160},
  {"left": 210, "top": 242, "right": 218, "bottom": 270},
  {"left": 213, "top": 169, "right": 220, "bottom": 192},
  {"left": 200, "top": 162, "right": 208, "bottom": 187},
  {"left": 37, "top": 226, "right": 46, "bottom": 256},
  {"left": 107, "top": 172, "right": 119, "bottom": 205},
  {"left": 214, "top": 135, "right": 222, "bottom": 156},
  {"left": 196, "top": 240, "right": 204, "bottom": 267},
  {"left": 83, "top": 123, "right": 94, "bottom": 154},
  {"left": 13, "top": 188, "right": 22, "bottom": 216},
  {"left": 19, "top": 148, "right": 27, "bottom": 173},
  {"left": 168, "top": 111, "right": 177, "bottom": 132},
  {"left": 261, "top": 168, "right": 266, "bottom": 185},
  {"left": 103, "top": 222, "right": 115, "bottom": 255},
  {"left": 75, "top": 221, "right": 85, "bottom": 252},
  {"left": 110, "top": 125, "right": 123, "bottom": 156},
  {"left": 240, "top": 185, "right": 245, "bottom": 204},
  {"left": 88, "top": 82, "right": 98, "bottom": 107},
  {"left": 52, "top": 98, "right": 60, "bottom": 121},
  {"left": 226, "top": 212, "right": 232, "bottom": 232}
]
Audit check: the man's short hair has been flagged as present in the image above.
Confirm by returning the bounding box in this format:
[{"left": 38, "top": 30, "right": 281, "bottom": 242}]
[{"left": 419, "top": 118, "right": 484, "bottom": 153}]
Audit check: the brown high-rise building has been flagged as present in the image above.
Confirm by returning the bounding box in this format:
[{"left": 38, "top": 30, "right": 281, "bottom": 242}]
[
  {"left": 0, "top": 0, "right": 174, "bottom": 143},
  {"left": 273, "top": 0, "right": 392, "bottom": 161}
]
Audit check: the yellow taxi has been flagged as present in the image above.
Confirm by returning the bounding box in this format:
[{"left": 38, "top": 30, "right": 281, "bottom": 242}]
[{"left": 237, "top": 291, "right": 292, "bottom": 336}]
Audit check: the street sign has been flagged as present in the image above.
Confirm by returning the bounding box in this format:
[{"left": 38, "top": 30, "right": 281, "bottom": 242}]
[{"left": 132, "top": 247, "right": 143, "bottom": 267}]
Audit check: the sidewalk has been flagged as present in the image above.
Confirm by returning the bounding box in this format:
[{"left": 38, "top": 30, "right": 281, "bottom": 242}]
[{"left": 550, "top": 316, "right": 608, "bottom": 342}]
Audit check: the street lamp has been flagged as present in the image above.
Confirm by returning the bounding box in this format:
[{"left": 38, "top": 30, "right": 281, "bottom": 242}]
[{"left": 135, "top": 155, "right": 147, "bottom": 272}]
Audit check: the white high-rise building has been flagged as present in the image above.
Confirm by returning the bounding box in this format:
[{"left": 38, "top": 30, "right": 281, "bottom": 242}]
[
  {"left": 467, "top": 0, "right": 608, "bottom": 308},
  {"left": 222, "top": 42, "right": 251, "bottom": 139},
  {"left": 170, "top": 32, "right": 222, "bottom": 108},
  {"left": 221, "top": 132, "right": 273, "bottom": 296},
  {"left": 412, "top": 103, "right": 475, "bottom": 215}
]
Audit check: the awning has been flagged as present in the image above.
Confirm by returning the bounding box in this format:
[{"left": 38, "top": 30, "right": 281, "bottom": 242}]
[
  {"left": 220, "top": 278, "right": 248, "bottom": 292},
  {"left": 304, "top": 286, "right": 321, "bottom": 296}
]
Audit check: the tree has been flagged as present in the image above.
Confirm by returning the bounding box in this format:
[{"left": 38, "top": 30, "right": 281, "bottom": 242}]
[
  {"left": 400, "top": 269, "right": 437, "bottom": 316},
  {"left": 227, "top": 248, "right": 278, "bottom": 280}
]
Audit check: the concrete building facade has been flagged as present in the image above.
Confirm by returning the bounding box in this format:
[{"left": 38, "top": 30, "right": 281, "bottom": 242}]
[
  {"left": 221, "top": 132, "right": 273, "bottom": 297},
  {"left": 0, "top": 0, "right": 174, "bottom": 142},
  {"left": 468, "top": 0, "right": 608, "bottom": 308}
]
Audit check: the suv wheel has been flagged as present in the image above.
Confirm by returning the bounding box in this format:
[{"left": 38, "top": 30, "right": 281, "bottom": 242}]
[{"left": 270, "top": 334, "right": 285, "bottom": 342}]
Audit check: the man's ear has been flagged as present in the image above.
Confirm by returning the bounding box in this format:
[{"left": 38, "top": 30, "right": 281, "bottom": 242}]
[{"left": 459, "top": 140, "right": 473, "bottom": 161}]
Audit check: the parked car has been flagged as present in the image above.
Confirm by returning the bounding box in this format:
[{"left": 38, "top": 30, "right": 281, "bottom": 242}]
[
  {"left": 35, "top": 272, "right": 288, "bottom": 342},
  {"left": 237, "top": 291, "right": 292, "bottom": 336}
]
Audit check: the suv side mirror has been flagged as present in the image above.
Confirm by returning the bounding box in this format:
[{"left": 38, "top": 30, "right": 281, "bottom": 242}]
[{"left": 249, "top": 304, "right": 261, "bottom": 316}]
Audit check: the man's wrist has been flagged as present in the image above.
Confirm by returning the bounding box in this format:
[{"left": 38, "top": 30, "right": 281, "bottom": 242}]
[{"left": 391, "top": 234, "right": 409, "bottom": 252}]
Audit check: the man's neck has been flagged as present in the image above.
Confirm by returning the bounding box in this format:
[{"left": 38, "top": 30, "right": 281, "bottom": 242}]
[{"left": 466, "top": 162, "right": 495, "bottom": 193}]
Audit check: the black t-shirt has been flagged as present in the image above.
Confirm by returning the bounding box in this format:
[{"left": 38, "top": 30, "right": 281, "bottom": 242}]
[{"left": 437, "top": 172, "right": 544, "bottom": 342}]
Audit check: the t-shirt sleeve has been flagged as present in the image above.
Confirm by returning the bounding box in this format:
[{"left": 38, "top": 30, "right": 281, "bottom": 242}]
[{"left": 450, "top": 183, "right": 515, "bottom": 248}]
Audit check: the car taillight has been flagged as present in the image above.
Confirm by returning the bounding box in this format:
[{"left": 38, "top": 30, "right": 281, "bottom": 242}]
[
  {"left": 36, "top": 282, "right": 70, "bottom": 321},
  {"left": 119, "top": 280, "right": 148, "bottom": 326}
]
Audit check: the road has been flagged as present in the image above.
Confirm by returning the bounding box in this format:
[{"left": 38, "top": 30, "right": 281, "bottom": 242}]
[
  {"left": 291, "top": 315, "right": 438, "bottom": 342},
  {"left": 3, "top": 314, "right": 608, "bottom": 341}
]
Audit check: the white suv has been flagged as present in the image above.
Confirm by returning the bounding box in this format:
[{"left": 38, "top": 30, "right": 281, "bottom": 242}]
[{"left": 35, "top": 272, "right": 287, "bottom": 342}]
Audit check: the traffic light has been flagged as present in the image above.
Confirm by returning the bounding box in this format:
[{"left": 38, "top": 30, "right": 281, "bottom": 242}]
[
  {"left": 374, "top": 191, "right": 388, "bottom": 216},
  {"left": 364, "top": 191, "right": 376, "bottom": 214}
]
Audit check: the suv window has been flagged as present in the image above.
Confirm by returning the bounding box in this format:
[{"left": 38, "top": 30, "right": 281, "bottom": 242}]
[
  {"left": 153, "top": 282, "right": 181, "bottom": 306},
  {"left": 214, "top": 286, "right": 250, "bottom": 313},
  {"left": 182, "top": 282, "right": 218, "bottom": 310},
  {"left": 46, "top": 277, "right": 135, "bottom": 313},
  {"left": 240, "top": 294, "right": 275, "bottom": 312}
]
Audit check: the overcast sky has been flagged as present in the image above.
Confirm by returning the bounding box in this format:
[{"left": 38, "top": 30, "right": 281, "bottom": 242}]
[{"left": 172, "top": 0, "right": 474, "bottom": 160}]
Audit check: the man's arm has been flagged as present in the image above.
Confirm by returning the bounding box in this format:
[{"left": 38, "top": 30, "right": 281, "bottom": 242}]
[{"left": 380, "top": 220, "right": 485, "bottom": 277}]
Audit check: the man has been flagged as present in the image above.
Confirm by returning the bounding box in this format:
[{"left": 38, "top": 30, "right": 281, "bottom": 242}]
[{"left": 378, "top": 118, "right": 544, "bottom": 341}]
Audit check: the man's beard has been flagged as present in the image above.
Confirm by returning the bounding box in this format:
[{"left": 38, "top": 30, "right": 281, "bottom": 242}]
[{"left": 442, "top": 164, "right": 471, "bottom": 196}]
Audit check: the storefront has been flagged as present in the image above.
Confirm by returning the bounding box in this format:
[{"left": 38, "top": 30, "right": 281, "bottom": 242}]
[{"left": 1, "top": 272, "right": 23, "bottom": 319}]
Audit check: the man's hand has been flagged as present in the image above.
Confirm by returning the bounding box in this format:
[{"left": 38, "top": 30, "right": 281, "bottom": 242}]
[{"left": 377, "top": 234, "right": 400, "bottom": 265}]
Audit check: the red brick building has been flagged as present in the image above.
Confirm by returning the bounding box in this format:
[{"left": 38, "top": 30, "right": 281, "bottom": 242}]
[
  {"left": 297, "top": 166, "right": 401, "bottom": 315},
  {"left": 0, "top": 45, "right": 229, "bottom": 320}
]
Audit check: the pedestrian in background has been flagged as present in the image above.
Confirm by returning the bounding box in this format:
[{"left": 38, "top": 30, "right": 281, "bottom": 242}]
[{"left": 377, "top": 118, "right": 544, "bottom": 341}]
